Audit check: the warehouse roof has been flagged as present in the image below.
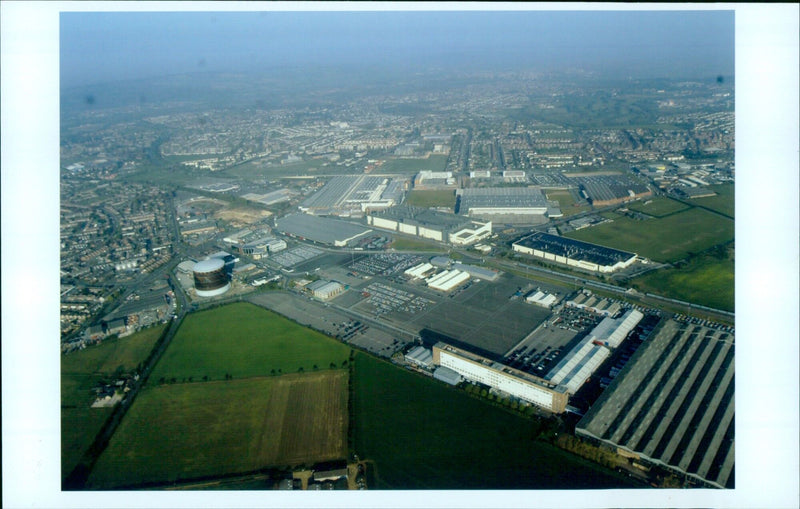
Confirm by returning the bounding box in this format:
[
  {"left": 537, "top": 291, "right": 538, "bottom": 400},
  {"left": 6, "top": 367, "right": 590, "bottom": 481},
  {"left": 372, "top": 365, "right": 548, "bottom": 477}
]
[
  {"left": 459, "top": 187, "right": 548, "bottom": 212},
  {"left": 370, "top": 206, "right": 470, "bottom": 229},
  {"left": 276, "top": 213, "right": 372, "bottom": 246},
  {"left": 515, "top": 232, "right": 636, "bottom": 267},
  {"left": 576, "top": 320, "right": 735, "bottom": 488}
]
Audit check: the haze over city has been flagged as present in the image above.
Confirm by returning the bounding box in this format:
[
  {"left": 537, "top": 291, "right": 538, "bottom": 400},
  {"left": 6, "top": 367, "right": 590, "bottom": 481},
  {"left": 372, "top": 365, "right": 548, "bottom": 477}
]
[{"left": 2, "top": 4, "right": 798, "bottom": 509}]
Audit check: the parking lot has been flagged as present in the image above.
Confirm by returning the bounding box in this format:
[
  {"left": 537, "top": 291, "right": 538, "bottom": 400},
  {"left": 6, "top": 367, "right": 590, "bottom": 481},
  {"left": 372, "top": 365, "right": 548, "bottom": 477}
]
[{"left": 247, "top": 291, "right": 409, "bottom": 358}]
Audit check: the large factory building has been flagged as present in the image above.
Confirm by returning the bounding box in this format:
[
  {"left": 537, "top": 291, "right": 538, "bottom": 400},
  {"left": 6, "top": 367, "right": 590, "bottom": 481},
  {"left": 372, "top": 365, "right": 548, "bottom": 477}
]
[
  {"left": 367, "top": 206, "right": 491, "bottom": 246},
  {"left": 513, "top": 232, "right": 637, "bottom": 273},
  {"left": 299, "top": 175, "right": 405, "bottom": 216},
  {"left": 457, "top": 187, "right": 560, "bottom": 224},
  {"left": 576, "top": 320, "right": 734, "bottom": 489},
  {"left": 432, "top": 342, "right": 568, "bottom": 413},
  {"left": 276, "top": 213, "right": 373, "bottom": 247}
]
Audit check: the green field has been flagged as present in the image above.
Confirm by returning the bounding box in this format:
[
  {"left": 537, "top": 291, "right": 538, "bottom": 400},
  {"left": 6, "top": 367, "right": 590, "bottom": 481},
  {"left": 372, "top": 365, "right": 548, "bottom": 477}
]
[
  {"left": 379, "top": 155, "right": 448, "bottom": 173},
  {"left": 149, "top": 302, "right": 350, "bottom": 383},
  {"left": 692, "top": 183, "right": 735, "bottom": 218},
  {"left": 88, "top": 371, "right": 348, "bottom": 488},
  {"left": 352, "top": 352, "right": 633, "bottom": 489},
  {"left": 404, "top": 189, "right": 456, "bottom": 208},
  {"left": 225, "top": 158, "right": 322, "bottom": 179},
  {"left": 565, "top": 208, "right": 734, "bottom": 263},
  {"left": 61, "top": 325, "right": 166, "bottom": 480},
  {"left": 633, "top": 248, "right": 735, "bottom": 312},
  {"left": 626, "top": 197, "right": 690, "bottom": 217}
]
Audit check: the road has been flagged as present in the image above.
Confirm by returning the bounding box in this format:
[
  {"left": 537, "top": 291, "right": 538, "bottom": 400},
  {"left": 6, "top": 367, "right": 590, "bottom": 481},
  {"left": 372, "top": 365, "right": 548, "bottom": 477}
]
[{"left": 486, "top": 256, "right": 734, "bottom": 322}]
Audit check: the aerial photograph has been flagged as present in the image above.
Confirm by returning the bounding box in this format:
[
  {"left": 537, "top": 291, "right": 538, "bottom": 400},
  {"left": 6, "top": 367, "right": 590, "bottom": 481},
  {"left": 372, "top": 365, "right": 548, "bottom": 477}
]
[{"left": 2, "top": 3, "right": 798, "bottom": 509}]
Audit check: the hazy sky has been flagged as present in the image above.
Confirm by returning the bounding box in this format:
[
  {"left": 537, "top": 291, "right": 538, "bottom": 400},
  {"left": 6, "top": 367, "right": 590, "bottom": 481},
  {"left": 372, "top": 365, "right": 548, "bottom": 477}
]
[{"left": 61, "top": 10, "right": 734, "bottom": 88}]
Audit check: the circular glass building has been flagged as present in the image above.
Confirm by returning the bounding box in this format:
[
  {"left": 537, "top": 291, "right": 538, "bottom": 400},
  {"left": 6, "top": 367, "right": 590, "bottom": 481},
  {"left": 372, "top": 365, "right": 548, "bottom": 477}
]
[{"left": 192, "top": 258, "right": 230, "bottom": 297}]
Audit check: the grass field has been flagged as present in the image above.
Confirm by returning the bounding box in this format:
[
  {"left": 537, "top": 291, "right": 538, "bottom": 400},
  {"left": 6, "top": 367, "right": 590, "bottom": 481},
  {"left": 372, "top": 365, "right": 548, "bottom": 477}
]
[
  {"left": 546, "top": 190, "right": 592, "bottom": 217},
  {"left": 61, "top": 325, "right": 166, "bottom": 480},
  {"left": 352, "top": 352, "right": 634, "bottom": 489},
  {"left": 632, "top": 249, "right": 735, "bottom": 312},
  {"left": 404, "top": 189, "right": 456, "bottom": 209},
  {"left": 87, "top": 371, "right": 348, "bottom": 488},
  {"left": 225, "top": 159, "right": 322, "bottom": 179},
  {"left": 149, "top": 302, "right": 350, "bottom": 383},
  {"left": 692, "top": 183, "right": 735, "bottom": 218},
  {"left": 626, "top": 197, "right": 690, "bottom": 217},
  {"left": 379, "top": 155, "right": 448, "bottom": 173},
  {"left": 564, "top": 208, "right": 734, "bottom": 263}
]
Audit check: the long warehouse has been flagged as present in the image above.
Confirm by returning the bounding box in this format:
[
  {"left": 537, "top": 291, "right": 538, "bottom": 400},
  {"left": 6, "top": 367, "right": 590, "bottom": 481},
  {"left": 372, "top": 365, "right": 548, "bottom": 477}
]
[
  {"left": 576, "top": 320, "right": 734, "bottom": 489},
  {"left": 513, "top": 232, "right": 637, "bottom": 273}
]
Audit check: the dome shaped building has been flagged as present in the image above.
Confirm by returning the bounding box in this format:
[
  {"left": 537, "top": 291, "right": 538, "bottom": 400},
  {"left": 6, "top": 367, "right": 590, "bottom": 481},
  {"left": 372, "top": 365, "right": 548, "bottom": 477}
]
[{"left": 192, "top": 258, "right": 230, "bottom": 297}]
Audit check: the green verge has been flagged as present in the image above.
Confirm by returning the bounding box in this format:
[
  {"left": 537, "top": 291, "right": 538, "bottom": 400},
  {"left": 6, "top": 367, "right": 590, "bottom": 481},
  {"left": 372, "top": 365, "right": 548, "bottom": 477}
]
[
  {"left": 149, "top": 302, "right": 350, "bottom": 383},
  {"left": 352, "top": 352, "right": 634, "bottom": 489},
  {"left": 626, "top": 197, "right": 690, "bottom": 217},
  {"left": 61, "top": 325, "right": 166, "bottom": 481},
  {"left": 691, "top": 183, "right": 735, "bottom": 218},
  {"left": 564, "top": 208, "right": 734, "bottom": 263},
  {"left": 632, "top": 249, "right": 735, "bottom": 312},
  {"left": 87, "top": 374, "right": 346, "bottom": 488},
  {"left": 405, "top": 189, "right": 456, "bottom": 209},
  {"left": 379, "top": 155, "right": 449, "bottom": 173}
]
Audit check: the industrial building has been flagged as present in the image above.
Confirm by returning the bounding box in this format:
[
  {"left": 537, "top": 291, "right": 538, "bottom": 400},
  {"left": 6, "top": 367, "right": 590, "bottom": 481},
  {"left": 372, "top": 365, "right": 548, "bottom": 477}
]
[
  {"left": 469, "top": 170, "right": 492, "bottom": 179},
  {"left": 457, "top": 187, "right": 557, "bottom": 224},
  {"left": 426, "top": 269, "right": 471, "bottom": 292},
  {"left": 513, "top": 232, "right": 637, "bottom": 273},
  {"left": 234, "top": 236, "right": 287, "bottom": 259},
  {"left": 405, "top": 346, "right": 434, "bottom": 369},
  {"left": 299, "top": 175, "right": 405, "bottom": 216},
  {"left": 589, "top": 309, "right": 644, "bottom": 348},
  {"left": 433, "top": 366, "right": 463, "bottom": 385},
  {"left": 526, "top": 290, "right": 558, "bottom": 308},
  {"left": 548, "top": 341, "right": 611, "bottom": 395},
  {"left": 546, "top": 309, "right": 643, "bottom": 394},
  {"left": 432, "top": 342, "right": 569, "bottom": 413},
  {"left": 413, "top": 170, "right": 456, "bottom": 189},
  {"left": 566, "top": 292, "right": 622, "bottom": 316},
  {"left": 276, "top": 213, "right": 373, "bottom": 247},
  {"left": 307, "top": 280, "right": 345, "bottom": 300},
  {"left": 193, "top": 258, "right": 231, "bottom": 297},
  {"left": 570, "top": 175, "right": 652, "bottom": 207},
  {"left": 576, "top": 320, "right": 734, "bottom": 489},
  {"left": 367, "top": 206, "right": 491, "bottom": 245},
  {"left": 404, "top": 262, "right": 436, "bottom": 279},
  {"left": 430, "top": 256, "right": 501, "bottom": 281}
]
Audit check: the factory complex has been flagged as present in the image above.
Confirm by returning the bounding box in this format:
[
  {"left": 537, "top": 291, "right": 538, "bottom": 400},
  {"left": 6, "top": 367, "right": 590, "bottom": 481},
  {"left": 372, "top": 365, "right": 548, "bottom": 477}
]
[
  {"left": 299, "top": 175, "right": 405, "bottom": 216},
  {"left": 576, "top": 320, "right": 734, "bottom": 489},
  {"left": 513, "top": 232, "right": 637, "bottom": 273},
  {"left": 367, "top": 206, "right": 492, "bottom": 245},
  {"left": 432, "top": 342, "right": 569, "bottom": 413},
  {"left": 276, "top": 213, "right": 373, "bottom": 247}
]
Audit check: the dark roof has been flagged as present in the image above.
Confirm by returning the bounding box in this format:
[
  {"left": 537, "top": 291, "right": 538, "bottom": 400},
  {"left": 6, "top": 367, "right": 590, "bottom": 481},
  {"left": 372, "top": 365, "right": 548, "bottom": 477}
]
[{"left": 515, "top": 232, "right": 636, "bottom": 267}]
